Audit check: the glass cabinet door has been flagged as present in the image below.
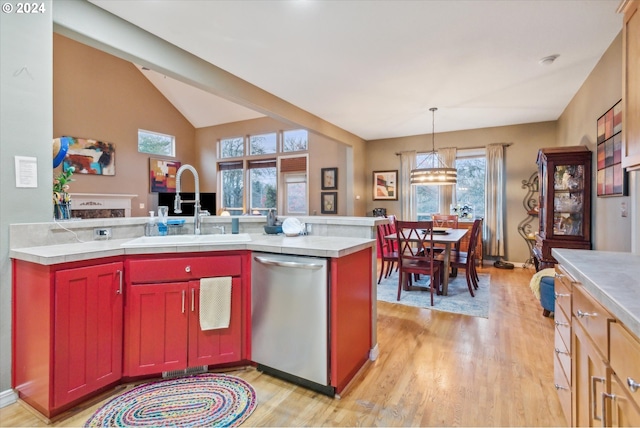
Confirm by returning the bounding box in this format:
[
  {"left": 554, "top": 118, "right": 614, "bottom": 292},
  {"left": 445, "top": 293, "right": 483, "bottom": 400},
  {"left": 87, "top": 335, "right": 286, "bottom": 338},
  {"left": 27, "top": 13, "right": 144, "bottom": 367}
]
[{"left": 552, "top": 164, "right": 585, "bottom": 237}]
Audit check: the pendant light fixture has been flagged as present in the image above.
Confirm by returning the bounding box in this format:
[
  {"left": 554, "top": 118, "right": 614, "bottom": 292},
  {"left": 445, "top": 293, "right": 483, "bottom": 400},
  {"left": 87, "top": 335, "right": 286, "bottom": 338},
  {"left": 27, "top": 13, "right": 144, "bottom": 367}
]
[{"left": 410, "top": 107, "right": 457, "bottom": 185}]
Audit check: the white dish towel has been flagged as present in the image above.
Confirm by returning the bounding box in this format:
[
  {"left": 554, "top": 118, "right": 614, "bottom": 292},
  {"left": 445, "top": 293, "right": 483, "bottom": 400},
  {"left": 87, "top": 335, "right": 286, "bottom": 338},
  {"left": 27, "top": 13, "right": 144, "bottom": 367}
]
[{"left": 199, "top": 277, "right": 232, "bottom": 330}]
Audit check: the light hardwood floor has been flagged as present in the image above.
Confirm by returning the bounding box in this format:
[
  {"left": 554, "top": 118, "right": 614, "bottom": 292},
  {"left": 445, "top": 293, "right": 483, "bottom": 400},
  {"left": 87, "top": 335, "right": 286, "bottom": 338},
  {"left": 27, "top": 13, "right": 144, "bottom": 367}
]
[{"left": 0, "top": 265, "right": 566, "bottom": 427}]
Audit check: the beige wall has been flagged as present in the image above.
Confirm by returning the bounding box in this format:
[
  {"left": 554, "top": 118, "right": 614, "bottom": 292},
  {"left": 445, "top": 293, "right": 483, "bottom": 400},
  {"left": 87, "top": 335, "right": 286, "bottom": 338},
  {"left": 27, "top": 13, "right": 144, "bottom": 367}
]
[
  {"left": 54, "top": 35, "right": 355, "bottom": 218},
  {"left": 366, "top": 121, "right": 558, "bottom": 264},
  {"left": 557, "top": 31, "right": 634, "bottom": 252},
  {"left": 53, "top": 34, "right": 197, "bottom": 217},
  {"left": 195, "top": 118, "right": 349, "bottom": 215}
]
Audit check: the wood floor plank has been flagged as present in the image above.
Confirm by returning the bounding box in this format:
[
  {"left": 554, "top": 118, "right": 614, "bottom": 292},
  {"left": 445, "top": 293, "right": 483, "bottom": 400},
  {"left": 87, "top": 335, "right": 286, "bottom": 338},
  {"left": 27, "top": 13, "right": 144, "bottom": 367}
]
[{"left": 0, "top": 265, "right": 566, "bottom": 427}]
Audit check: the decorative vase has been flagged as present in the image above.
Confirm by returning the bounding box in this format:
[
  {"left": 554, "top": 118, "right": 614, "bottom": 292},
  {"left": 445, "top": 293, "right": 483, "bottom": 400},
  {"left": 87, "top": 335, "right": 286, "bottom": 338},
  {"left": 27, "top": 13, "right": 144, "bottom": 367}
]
[{"left": 54, "top": 202, "right": 71, "bottom": 220}]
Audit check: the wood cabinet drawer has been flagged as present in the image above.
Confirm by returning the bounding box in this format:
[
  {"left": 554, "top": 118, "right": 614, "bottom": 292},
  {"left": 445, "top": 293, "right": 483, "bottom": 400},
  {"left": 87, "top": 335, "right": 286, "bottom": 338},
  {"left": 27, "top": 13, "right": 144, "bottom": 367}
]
[
  {"left": 554, "top": 326, "right": 571, "bottom": 382},
  {"left": 554, "top": 352, "right": 572, "bottom": 425},
  {"left": 127, "top": 255, "right": 242, "bottom": 283},
  {"left": 610, "top": 322, "right": 640, "bottom": 410},
  {"left": 554, "top": 300, "right": 571, "bottom": 353},
  {"left": 572, "top": 284, "right": 613, "bottom": 360},
  {"left": 554, "top": 273, "right": 572, "bottom": 319}
]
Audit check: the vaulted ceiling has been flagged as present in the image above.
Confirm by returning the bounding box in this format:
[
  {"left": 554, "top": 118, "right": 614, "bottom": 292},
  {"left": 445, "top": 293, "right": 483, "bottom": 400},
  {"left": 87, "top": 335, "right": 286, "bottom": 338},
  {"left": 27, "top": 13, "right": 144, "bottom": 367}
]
[{"left": 90, "top": 0, "right": 622, "bottom": 141}]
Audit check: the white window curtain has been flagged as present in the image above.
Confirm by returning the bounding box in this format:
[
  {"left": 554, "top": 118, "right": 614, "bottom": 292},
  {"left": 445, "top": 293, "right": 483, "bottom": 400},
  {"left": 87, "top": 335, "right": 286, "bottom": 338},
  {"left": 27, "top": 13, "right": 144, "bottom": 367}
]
[
  {"left": 438, "top": 147, "right": 457, "bottom": 214},
  {"left": 399, "top": 151, "right": 417, "bottom": 220},
  {"left": 485, "top": 143, "right": 505, "bottom": 257}
]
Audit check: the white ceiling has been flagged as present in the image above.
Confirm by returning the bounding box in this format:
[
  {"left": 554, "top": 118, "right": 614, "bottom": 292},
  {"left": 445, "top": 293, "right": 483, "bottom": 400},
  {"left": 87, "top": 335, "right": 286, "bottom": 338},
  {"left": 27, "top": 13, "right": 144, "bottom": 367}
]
[{"left": 89, "top": 0, "right": 622, "bottom": 141}]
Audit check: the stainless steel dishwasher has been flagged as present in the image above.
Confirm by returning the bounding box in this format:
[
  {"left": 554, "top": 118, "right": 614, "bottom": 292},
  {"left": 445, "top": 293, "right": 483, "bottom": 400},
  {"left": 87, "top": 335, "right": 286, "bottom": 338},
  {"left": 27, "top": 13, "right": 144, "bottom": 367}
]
[{"left": 251, "top": 253, "right": 334, "bottom": 396}]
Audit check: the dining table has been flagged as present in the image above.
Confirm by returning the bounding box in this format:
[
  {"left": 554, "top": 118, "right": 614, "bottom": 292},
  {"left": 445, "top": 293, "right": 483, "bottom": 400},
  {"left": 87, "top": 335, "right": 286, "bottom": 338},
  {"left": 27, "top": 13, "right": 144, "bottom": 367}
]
[{"left": 385, "top": 228, "right": 468, "bottom": 296}]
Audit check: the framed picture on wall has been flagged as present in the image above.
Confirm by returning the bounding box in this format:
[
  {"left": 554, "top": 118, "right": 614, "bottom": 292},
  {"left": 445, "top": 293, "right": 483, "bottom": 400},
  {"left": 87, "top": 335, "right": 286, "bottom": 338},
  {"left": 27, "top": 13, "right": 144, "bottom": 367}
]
[
  {"left": 321, "top": 167, "right": 338, "bottom": 190},
  {"left": 321, "top": 192, "right": 337, "bottom": 214},
  {"left": 149, "top": 158, "right": 181, "bottom": 192},
  {"left": 373, "top": 170, "right": 398, "bottom": 200},
  {"left": 62, "top": 136, "right": 116, "bottom": 176},
  {"left": 596, "top": 100, "right": 627, "bottom": 197}
]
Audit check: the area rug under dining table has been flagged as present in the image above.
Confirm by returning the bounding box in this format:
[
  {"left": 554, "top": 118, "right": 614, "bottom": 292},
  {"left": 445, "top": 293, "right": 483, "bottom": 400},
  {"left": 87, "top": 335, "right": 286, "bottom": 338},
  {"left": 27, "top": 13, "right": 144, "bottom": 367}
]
[{"left": 377, "top": 271, "right": 491, "bottom": 318}]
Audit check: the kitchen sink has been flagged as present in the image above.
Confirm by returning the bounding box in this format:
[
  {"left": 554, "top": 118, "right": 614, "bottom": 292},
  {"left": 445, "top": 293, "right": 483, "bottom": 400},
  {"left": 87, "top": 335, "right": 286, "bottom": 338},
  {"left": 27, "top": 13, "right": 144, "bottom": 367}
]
[{"left": 121, "top": 233, "right": 251, "bottom": 248}]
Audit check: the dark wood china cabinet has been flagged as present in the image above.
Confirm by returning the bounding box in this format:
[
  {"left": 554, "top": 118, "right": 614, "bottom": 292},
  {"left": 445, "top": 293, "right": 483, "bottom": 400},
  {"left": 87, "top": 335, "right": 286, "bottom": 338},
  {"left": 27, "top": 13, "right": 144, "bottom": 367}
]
[{"left": 533, "top": 146, "right": 592, "bottom": 270}]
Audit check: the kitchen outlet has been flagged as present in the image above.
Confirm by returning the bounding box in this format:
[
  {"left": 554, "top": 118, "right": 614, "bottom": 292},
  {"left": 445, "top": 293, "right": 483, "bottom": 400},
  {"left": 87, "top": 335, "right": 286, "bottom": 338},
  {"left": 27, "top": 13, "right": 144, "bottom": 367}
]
[
  {"left": 139, "top": 203, "right": 145, "bottom": 209},
  {"left": 94, "top": 228, "right": 112, "bottom": 240}
]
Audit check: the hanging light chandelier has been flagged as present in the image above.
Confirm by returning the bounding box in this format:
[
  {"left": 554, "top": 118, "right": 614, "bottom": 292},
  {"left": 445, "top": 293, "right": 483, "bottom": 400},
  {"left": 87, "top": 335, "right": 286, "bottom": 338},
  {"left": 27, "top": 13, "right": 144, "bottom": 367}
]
[{"left": 410, "top": 107, "right": 457, "bottom": 185}]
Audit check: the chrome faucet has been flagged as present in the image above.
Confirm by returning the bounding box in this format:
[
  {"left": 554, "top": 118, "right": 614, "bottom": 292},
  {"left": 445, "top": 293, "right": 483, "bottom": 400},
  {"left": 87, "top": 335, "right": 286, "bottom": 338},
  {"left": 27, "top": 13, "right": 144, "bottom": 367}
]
[
  {"left": 211, "top": 225, "right": 225, "bottom": 235},
  {"left": 174, "top": 164, "right": 203, "bottom": 235}
]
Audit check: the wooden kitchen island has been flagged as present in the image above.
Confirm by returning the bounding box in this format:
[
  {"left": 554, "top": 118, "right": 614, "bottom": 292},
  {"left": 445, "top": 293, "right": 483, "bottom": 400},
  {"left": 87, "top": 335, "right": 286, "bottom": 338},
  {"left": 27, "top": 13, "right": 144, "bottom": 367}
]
[{"left": 11, "top": 226, "right": 375, "bottom": 420}]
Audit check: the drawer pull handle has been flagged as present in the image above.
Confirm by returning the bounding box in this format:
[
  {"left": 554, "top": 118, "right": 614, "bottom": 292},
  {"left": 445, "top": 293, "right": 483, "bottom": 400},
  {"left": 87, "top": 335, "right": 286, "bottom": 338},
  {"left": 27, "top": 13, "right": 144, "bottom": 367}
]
[
  {"left": 602, "top": 393, "right": 615, "bottom": 428},
  {"left": 554, "top": 384, "right": 569, "bottom": 391},
  {"left": 577, "top": 309, "right": 597, "bottom": 318},
  {"left": 555, "top": 292, "right": 570, "bottom": 298},
  {"left": 628, "top": 377, "right": 640, "bottom": 393},
  {"left": 116, "top": 269, "right": 123, "bottom": 295},
  {"left": 591, "top": 376, "right": 605, "bottom": 421},
  {"left": 555, "top": 347, "right": 570, "bottom": 356},
  {"left": 185, "top": 266, "right": 191, "bottom": 273},
  {"left": 554, "top": 321, "right": 569, "bottom": 327}
]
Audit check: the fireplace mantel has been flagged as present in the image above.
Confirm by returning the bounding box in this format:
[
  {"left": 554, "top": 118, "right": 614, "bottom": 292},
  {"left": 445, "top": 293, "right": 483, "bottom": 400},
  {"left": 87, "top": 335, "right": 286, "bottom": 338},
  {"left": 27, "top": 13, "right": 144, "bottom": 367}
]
[{"left": 70, "top": 193, "right": 138, "bottom": 218}]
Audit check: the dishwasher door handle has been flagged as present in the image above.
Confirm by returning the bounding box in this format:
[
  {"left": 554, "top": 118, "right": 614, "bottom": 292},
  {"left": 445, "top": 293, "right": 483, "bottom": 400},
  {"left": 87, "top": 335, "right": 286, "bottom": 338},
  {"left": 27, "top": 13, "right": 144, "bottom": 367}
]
[{"left": 254, "top": 256, "right": 324, "bottom": 270}]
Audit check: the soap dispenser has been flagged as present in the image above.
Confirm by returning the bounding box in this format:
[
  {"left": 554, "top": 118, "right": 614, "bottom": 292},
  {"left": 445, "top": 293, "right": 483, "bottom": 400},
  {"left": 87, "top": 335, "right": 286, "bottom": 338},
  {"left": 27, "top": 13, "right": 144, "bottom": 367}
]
[
  {"left": 267, "top": 209, "right": 277, "bottom": 226},
  {"left": 146, "top": 211, "right": 155, "bottom": 236}
]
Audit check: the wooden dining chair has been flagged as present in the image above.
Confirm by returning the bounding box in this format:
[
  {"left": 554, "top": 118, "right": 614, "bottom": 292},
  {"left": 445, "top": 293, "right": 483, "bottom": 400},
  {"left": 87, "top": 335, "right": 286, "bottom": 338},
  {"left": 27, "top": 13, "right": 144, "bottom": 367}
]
[
  {"left": 437, "top": 218, "right": 482, "bottom": 297},
  {"left": 385, "top": 214, "right": 398, "bottom": 251},
  {"left": 376, "top": 223, "right": 398, "bottom": 284},
  {"left": 431, "top": 214, "right": 459, "bottom": 229},
  {"left": 431, "top": 214, "right": 460, "bottom": 272},
  {"left": 395, "top": 220, "right": 443, "bottom": 306}
]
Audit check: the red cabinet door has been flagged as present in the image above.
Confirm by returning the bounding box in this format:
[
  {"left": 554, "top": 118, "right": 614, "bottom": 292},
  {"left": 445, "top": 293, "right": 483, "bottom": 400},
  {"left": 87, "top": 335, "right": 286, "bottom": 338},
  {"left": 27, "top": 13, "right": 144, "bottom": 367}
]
[
  {"left": 125, "top": 282, "right": 188, "bottom": 376},
  {"left": 188, "top": 278, "right": 243, "bottom": 366},
  {"left": 53, "top": 262, "right": 123, "bottom": 408}
]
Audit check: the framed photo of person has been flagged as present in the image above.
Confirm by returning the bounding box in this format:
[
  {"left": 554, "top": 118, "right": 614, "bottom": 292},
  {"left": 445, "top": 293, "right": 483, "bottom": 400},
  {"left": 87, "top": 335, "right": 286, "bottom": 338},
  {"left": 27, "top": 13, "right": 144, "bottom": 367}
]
[{"left": 321, "top": 167, "right": 338, "bottom": 190}]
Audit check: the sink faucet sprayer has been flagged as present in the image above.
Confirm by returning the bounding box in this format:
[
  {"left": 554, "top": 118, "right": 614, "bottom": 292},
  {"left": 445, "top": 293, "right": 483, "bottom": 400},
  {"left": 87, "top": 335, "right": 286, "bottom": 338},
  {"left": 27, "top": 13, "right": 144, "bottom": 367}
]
[{"left": 174, "top": 164, "right": 208, "bottom": 235}]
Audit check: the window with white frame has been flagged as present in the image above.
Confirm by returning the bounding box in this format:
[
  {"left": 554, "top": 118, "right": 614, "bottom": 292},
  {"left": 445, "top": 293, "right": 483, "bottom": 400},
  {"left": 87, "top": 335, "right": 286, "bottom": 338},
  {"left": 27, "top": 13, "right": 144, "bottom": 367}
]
[
  {"left": 220, "top": 137, "right": 244, "bottom": 158},
  {"left": 455, "top": 149, "right": 486, "bottom": 219},
  {"left": 284, "top": 173, "right": 307, "bottom": 214},
  {"left": 248, "top": 159, "right": 277, "bottom": 215},
  {"left": 415, "top": 148, "right": 486, "bottom": 219},
  {"left": 219, "top": 160, "right": 244, "bottom": 215},
  {"left": 138, "top": 129, "right": 175, "bottom": 157},
  {"left": 217, "top": 131, "right": 309, "bottom": 215},
  {"left": 283, "top": 129, "right": 308, "bottom": 152},
  {"left": 249, "top": 132, "right": 277, "bottom": 155}
]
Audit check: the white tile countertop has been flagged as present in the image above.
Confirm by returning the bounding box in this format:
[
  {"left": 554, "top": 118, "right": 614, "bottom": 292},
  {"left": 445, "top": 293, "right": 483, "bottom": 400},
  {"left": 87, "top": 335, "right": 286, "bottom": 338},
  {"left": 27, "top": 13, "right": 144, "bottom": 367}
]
[
  {"left": 10, "top": 233, "right": 375, "bottom": 265},
  {"left": 552, "top": 248, "right": 640, "bottom": 339}
]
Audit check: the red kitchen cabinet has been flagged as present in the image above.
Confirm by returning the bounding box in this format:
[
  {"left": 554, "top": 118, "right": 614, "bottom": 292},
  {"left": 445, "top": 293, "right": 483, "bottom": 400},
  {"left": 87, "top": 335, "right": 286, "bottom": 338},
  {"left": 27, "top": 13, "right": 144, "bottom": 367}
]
[
  {"left": 330, "top": 247, "right": 373, "bottom": 393},
  {"left": 124, "top": 254, "right": 247, "bottom": 377},
  {"left": 13, "top": 259, "right": 124, "bottom": 418},
  {"left": 189, "top": 279, "right": 243, "bottom": 366},
  {"left": 125, "top": 282, "right": 188, "bottom": 375}
]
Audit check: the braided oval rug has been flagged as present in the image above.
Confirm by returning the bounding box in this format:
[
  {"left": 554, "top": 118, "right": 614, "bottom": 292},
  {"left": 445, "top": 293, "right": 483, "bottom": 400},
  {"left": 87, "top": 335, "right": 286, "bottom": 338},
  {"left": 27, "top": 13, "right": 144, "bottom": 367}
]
[{"left": 84, "top": 373, "right": 257, "bottom": 427}]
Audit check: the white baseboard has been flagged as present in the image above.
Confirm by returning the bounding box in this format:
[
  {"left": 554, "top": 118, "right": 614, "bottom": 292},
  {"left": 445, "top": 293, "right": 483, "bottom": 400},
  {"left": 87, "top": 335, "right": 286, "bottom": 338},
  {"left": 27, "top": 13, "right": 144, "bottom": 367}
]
[{"left": 0, "top": 388, "right": 18, "bottom": 408}]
